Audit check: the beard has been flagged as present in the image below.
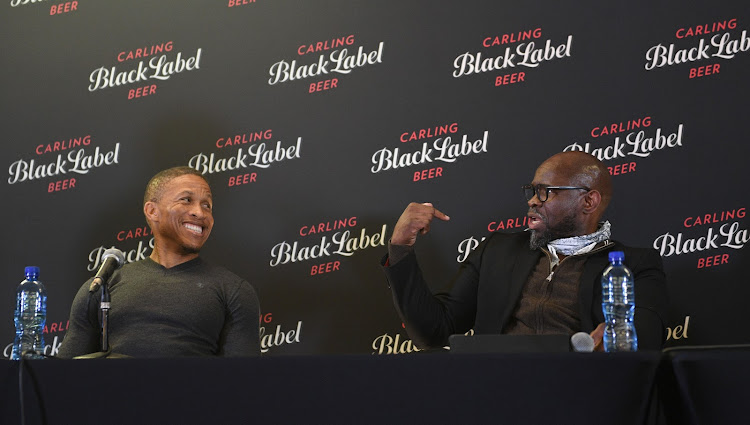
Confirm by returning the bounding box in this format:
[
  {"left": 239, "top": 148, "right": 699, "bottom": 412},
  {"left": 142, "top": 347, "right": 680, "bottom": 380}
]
[
  {"left": 178, "top": 244, "right": 202, "bottom": 255},
  {"left": 160, "top": 227, "right": 205, "bottom": 256},
  {"left": 529, "top": 210, "right": 579, "bottom": 250}
]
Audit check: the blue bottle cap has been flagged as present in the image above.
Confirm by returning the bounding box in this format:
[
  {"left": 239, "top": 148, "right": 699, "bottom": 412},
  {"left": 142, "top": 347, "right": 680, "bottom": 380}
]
[
  {"left": 608, "top": 251, "right": 624, "bottom": 262},
  {"left": 24, "top": 266, "right": 40, "bottom": 278}
]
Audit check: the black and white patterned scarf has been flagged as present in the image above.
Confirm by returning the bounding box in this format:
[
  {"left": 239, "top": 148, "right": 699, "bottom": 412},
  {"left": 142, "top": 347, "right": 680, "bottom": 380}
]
[{"left": 548, "top": 221, "right": 611, "bottom": 257}]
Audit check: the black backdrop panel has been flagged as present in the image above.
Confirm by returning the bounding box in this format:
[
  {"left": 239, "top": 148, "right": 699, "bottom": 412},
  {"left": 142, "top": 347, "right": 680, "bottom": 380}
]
[{"left": 1, "top": 0, "right": 749, "bottom": 356}]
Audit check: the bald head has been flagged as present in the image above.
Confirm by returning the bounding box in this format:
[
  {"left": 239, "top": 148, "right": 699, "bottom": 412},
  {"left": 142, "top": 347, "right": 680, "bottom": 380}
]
[{"left": 539, "top": 151, "right": 612, "bottom": 216}]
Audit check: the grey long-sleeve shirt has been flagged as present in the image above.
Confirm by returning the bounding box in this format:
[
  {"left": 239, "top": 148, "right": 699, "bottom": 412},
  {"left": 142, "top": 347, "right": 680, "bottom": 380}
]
[{"left": 57, "top": 257, "right": 260, "bottom": 358}]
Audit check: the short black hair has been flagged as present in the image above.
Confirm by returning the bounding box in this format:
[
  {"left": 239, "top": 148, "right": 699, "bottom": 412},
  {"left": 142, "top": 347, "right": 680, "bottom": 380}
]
[{"left": 143, "top": 166, "right": 208, "bottom": 206}]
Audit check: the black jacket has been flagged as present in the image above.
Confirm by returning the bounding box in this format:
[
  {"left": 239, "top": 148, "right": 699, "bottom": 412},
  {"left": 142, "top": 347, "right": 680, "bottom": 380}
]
[{"left": 382, "top": 231, "right": 669, "bottom": 349}]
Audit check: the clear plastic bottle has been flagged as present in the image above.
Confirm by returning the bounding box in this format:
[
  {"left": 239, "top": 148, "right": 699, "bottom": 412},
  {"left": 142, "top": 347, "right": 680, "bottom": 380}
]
[
  {"left": 11, "top": 266, "right": 47, "bottom": 360},
  {"left": 601, "top": 251, "right": 637, "bottom": 352}
]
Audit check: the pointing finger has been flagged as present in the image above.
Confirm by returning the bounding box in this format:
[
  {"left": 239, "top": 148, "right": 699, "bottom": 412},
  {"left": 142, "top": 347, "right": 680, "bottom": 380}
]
[{"left": 432, "top": 207, "right": 450, "bottom": 221}]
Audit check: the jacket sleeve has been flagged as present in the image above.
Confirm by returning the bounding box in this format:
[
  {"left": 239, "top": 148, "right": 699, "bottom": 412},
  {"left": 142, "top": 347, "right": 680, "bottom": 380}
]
[
  {"left": 630, "top": 247, "right": 669, "bottom": 350},
  {"left": 380, "top": 236, "right": 494, "bottom": 349}
]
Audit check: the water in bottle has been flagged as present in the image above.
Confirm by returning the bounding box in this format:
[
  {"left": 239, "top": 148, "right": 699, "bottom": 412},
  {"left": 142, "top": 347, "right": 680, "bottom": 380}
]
[
  {"left": 11, "top": 266, "right": 47, "bottom": 360},
  {"left": 601, "top": 251, "right": 637, "bottom": 352}
]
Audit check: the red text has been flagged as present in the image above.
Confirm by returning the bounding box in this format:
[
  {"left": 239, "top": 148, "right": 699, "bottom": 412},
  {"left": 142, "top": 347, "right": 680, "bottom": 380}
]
[
  {"left": 298, "top": 35, "right": 355, "bottom": 55},
  {"left": 413, "top": 167, "right": 443, "bottom": 182},
  {"left": 689, "top": 63, "right": 720, "bottom": 79},
  {"left": 48, "top": 178, "right": 76, "bottom": 193},
  {"left": 591, "top": 116, "right": 651, "bottom": 138},
  {"left": 697, "top": 253, "right": 729, "bottom": 268},
  {"left": 309, "top": 78, "right": 338, "bottom": 93},
  {"left": 300, "top": 217, "right": 357, "bottom": 237},
  {"left": 117, "top": 226, "right": 152, "bottom": 241},
  {"left": 310, "top": 260, "right": 340, "bottom": 276},
  {"left": 608, "top": 161, "right": 637, "bottom": 176},
  {"left": 676, "top": 19, "right": 737, "bottom": 39},
  {"left": 216, "top": 130, "right": 273, "bottom": 148},
  {"left": 495, "top": 71, "right": 525, "bottom": 86},
  {"left": 127, "top": 84, "right": 157, "bottom": 100},
  {"left": 228, "top": 173, "right": 257, "bottom": 187},
  {"left": 683, "top": 208, "right": 746, "bottom": 227},
  {"left": 50, "top": 1, "right": 77, "bottom": 15},
  {"left": 483, "top": 28, "right": 542, "bottom": 47}
]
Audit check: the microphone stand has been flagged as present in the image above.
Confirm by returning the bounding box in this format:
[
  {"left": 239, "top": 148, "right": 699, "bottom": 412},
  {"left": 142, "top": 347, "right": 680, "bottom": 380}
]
[
  {"left": 76, "top": 247, "right": 126, "bottom": 359},
  {"left": 100, "top": 280, "right": 111, "bottom": 352}
]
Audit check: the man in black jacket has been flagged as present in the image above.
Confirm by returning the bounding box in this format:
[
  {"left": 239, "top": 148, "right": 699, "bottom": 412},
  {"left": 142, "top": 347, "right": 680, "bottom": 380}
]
[{"left": 381, "top": 151, "right": 668, "bottom": 350}]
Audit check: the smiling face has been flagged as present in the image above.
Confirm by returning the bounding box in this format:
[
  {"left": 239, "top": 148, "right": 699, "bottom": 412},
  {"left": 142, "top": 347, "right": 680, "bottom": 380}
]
[{"left": 145, "top": 174, "right": 214, "bottom": 258}]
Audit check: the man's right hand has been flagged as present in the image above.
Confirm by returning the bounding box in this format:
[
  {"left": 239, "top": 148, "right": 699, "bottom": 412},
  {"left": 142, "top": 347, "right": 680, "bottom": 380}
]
[
  {"left": 391, "top": 202, "right": 450, "bottom": 246},
  {"left": 590, "top": 322, "right": 605, "bottom": 352}
]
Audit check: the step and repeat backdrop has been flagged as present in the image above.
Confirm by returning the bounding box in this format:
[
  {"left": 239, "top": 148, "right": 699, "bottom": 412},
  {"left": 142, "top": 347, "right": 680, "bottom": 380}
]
[{"left": 2, "top": 0, "right": 748, "bottom": 357}]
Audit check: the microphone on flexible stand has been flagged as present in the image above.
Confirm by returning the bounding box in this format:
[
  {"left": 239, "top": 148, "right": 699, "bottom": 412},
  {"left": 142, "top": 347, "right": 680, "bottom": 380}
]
[
  {"left": 89, "top": 248, "right": 126, "bottom": 292},
  {"left": 89, "top": 248, "right": 125, "bottom": 353},
  {"left": 570, "top": 332, "right": 595, "bottom": 352}
]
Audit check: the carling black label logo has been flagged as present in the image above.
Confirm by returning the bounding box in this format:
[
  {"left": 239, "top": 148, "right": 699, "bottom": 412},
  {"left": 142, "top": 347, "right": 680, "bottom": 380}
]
[
  {"left": 7, "top": 134, "right": 120, "bottom": 193},
  {"left": 453, "top": 27, "right": 573, "bottom": 87},
  {"left": 644, "top": 18, "right": 748, "bottom": 79},
  {"left": 88, "top": 41, "right": 202, "bottom": 100},
  {"left": 267, "top": 34, "right": 384, "bottom": 94}
]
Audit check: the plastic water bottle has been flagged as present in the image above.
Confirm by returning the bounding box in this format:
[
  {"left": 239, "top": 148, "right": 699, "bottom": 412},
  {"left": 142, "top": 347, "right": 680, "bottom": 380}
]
[
  {"left": 10, "top": 266, "right": 47, "bottom": 360},
  {"left": 601, "top": 251, "right": 637, "bottom": 352}
]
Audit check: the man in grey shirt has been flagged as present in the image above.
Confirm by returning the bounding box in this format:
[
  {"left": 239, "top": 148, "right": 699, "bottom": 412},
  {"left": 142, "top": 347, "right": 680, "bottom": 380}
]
[{"left": 58, "top": 166, "right": 260, "bottom": 358}]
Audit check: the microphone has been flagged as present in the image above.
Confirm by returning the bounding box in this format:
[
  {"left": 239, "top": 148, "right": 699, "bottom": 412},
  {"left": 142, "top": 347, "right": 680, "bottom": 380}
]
[
  {"left": 89, "top": 248, "right": 126, "bottom": 292},
  {"left": 570, "top": 332, "right": 595, "bottom": 352}
]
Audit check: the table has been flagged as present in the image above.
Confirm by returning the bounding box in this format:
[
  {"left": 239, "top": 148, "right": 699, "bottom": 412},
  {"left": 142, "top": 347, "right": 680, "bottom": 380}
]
[
  {"left": 1, "top": 352, "right": 662, "bottom": 425},
  {"left": 658, "top": 345, "right": 750, "bottom": 425}
]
